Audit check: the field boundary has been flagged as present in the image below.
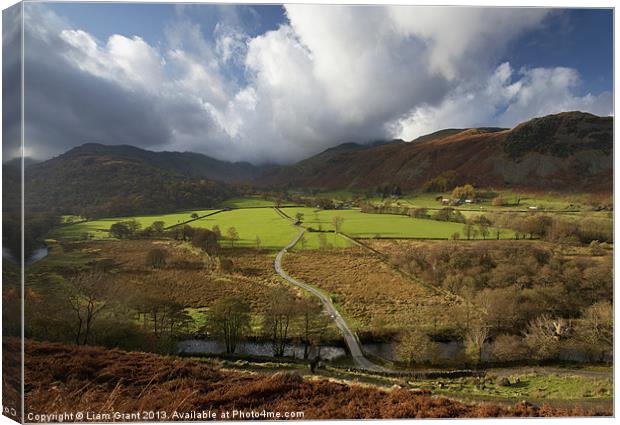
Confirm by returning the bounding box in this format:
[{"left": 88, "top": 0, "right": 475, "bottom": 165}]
[{"left": 164, "top": 209, "right": 226, "bottom": 230}]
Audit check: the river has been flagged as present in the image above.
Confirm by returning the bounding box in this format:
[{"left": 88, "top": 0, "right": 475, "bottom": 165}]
[{"left": 179, "top": 339, "right": 347, "bottom": 361}]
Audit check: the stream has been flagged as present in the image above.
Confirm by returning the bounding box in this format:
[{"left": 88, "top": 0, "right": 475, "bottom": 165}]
[{"left": 179, "top": 339, "right": 347, "bottom": 361}]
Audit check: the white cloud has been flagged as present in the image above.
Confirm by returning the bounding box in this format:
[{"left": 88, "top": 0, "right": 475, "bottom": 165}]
[
  {"left": 391, "top": 62, "right": 613, "bottom": 140},
  {"left": 60, "top": 30, "right": 165, "bottom": 92}
]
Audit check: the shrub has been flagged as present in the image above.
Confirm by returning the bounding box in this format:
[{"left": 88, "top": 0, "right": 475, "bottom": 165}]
[{"left": 146, "top": 248, "right": 167, "bottom": 269}]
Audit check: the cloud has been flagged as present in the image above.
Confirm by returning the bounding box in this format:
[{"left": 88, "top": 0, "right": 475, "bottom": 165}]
[
  {"left": 14, "top": 3, "right": 613, "bottom": 164},
  {"left": 390, "top": 62, "right": 613, "bottom": 140}
]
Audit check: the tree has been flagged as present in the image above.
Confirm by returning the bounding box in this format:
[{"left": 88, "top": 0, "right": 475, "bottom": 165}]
[
  {"left": 146, "top": 248, "right": 167, "bottom": 269},
  {"left": 190, "top": 212, "right": 199, "bottom": 219},
  {"left": 192, "top": 229, "right": 220, "bottom": 255},
  {"left": 451, "top": 232, "right": 460, "bottom": 240},
  {"left": 66, "top": 272, "right": 110, "bottom": 345},
  {"left": 212, "top": 225, "right": 222, "bottom": 240},
  {"left": 463, "top": 221, "right": 474, "bottom": 240},
  {"left": 489, "top": 334, "right": 528, "bottom": 362},
  {"left": 464, "top": 320, "right": 489, "bottom": 364},
  {"left": 570, "top": 302, "right": 612, "bottom": 362},
  {"left": 255, "top": 235, "right": 261, "bottom": 249},
  {"left": 297, "top": 299, "right": 330, "bottom": 359},
  {"left": 150, "top": 221, "right": 165, "bottom": 235},
  {"left": 263, "top": 290, "right": 299, "bottom": 357},
  {"left": 476, "top": 215, "right": 491, "bottom": 240},
  {"left": 207, "top": 297, "right": 251, "bottom": 354},
  {"left": 451, "top": 184, "right": 476, "bottom": 201},
  {"left": 109, "top": 220, "right": 141, "bottom": 239},
  {"left": 524, "top": 314, "right": 566, "bottom": 360},
  {"left": 295, "top": 212, "right": 304, "bottom": 224},
  {"left": 227, "top": 227, "right": 240, "bottom": 247},
  {"left": 397, "top": 329, "right": 439, "bottom": 366},
  {"left": 332, "top": 216, "right": 344, "bottom": 233}
]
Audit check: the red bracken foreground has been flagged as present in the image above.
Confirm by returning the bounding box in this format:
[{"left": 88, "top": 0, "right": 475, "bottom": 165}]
[{"left": 11, "top": 339, "right": 610, "bottom": 420}]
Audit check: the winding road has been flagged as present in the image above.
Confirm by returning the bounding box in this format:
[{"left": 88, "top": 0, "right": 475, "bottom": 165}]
[{"left": 274, "top": 227, "right": 386, "bottom": 372}]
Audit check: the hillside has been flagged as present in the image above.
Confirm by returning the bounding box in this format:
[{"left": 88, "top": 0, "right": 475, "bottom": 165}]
[
  {"left": 25, "top": 144, "right": 239, "bottom": 218},
  {"left": 259, "top": 112, "right": 612, "bottom": 192},
  {"left": 13, "top": 339, "right": 604, "bottom": 420}
]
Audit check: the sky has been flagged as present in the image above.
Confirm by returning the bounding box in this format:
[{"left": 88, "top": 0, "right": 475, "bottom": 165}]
[{"left": 3, "top": 2, "right": 614, "bottom": 163}]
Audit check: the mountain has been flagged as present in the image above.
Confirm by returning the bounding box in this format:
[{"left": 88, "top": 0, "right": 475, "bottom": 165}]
[
  {"left": 45, "top": 143, "right": 266, "bottom": 183},
  {"left": 24, "top": 144, "right": 249, "bottom": 218},
  {"left": 258, "top": 112, "right": 612, "bottom": 192}
]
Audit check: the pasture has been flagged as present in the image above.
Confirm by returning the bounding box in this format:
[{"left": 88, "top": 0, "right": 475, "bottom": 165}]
[
  {"left": 192, "top": 208, "right": 298, "bottom": 249},
  {"left": 52, "top": 209, "right": 220, "bottom": 240},
  {"left": 220, "top": 196, "right": 277, "bottom": 208},
  {"left": 55, "top": 198, "right": 519, "bottom": 245},
  {"left": 287, "top": 207, "right": 514, "bottom": 239}
]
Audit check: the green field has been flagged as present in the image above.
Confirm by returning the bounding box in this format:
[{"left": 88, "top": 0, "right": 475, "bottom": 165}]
[
  {"left": 53, "top": 209, "right": 219, "bottom": 240},
  {"left": 220, "top": 196, "right": 277, "bottom": 208},
  {"left": 287, "top": 207, "right": 513, "bottom": 239},
  {"left": 387, "top": 191, "right": 609, "bottom": 213},
  {"left": 55, "top": 199, "right": 518, "bottom": 244},
  {"left": 192, "top": 208, "right": 299, "bottom": 249}
]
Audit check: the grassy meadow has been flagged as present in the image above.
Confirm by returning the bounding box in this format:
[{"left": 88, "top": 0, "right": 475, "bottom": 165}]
[
  {"left": 53, "top": 209, "right": 220, "bottom": 239},
  {"left": 288, "top": 207, "right": 514, "bottom": 239},
  {"left": 192, "top": 208, "right": 298, "bottom": 249}
]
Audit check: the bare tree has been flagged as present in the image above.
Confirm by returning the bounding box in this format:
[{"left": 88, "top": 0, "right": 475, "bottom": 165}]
[
  {"left": 524, "top": 314, "right": 565, "bottom": 360},
  {"left": 464, "top": 320, "right": 489, "bottom": 364},
  {"left": 207, "top": 297, "right": 251, "bottom": 354},
  {"left": 263, "top": 290, "right": 299, "bottom": 357},
  {"left": 297, "top": 298, "right": 329, "bottom": 359},
  {"left": 66, "top": 272, "right": 110, "bottom": 345}
]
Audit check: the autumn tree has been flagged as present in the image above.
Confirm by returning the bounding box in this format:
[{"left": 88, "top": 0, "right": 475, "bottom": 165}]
[
  {"left": 207, "top": 297, "right": 251, "bottom": 354},
  {"left": 66, "top": 272, "right": 110, "bottom": 345},
  {"left": 570, "top": 302, "right": 613, "bottom": 362},
  {"left": 109, "top": 220, "right": 141, "bottom": 239},
  {"left": 297, "top": 298, "right": 330, "bottom": 359},
  {"left": 263, "top": 290, "right": 299, "bottom": 357},
  {"left": 192, "top": 228, "right": 220, "bottom": 255},
  {"left": 451, "top": 184, "right": 475, "bottom": 201},
  {"left": 146, "top": 248, "right": 167, "bottom": 269},
  {"left": 524, "top": 314, "right": 567, "bottom": 360},
  {"left": 397, "top": 329, "right": 439, "bottom": 366},
  {"left": 212, "top": 225, "right": 222, "bottom": 240},
  {"left": 227, "top": 227, "right": 240, "bottom": 247}
]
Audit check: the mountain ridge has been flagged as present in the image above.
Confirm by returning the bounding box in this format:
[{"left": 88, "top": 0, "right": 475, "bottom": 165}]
[{"left": 258, "top": 111, "right": 612, "bottom": 192}]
